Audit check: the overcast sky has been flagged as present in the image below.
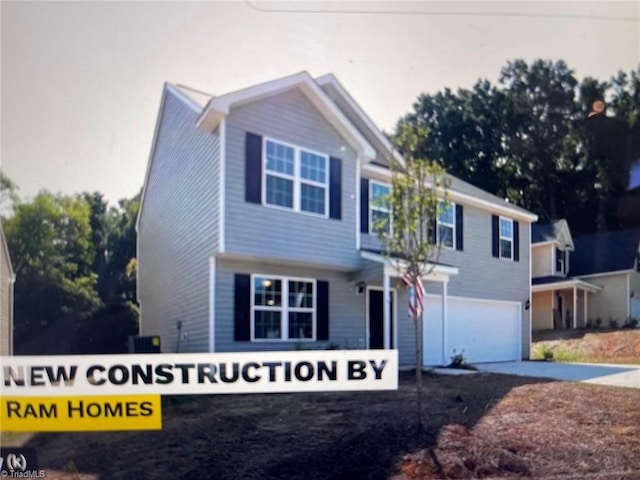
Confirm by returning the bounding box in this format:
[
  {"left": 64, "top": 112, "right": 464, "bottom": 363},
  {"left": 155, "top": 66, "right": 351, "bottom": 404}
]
[{"left": 1, "top": 1, "right": 638, "bottom": 205}]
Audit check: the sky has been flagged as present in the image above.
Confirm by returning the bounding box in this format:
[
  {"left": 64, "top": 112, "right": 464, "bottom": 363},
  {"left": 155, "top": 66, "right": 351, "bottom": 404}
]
[{"left": 1, "top": 1, "right": 639, "bottom": 206}]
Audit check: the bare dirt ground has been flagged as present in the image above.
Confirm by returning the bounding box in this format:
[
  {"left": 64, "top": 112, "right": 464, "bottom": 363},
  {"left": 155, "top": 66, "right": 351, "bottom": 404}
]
[
  {"left": 3, "top": 371, "right": 640, "bottom": 480},
  {"left": 532, "top": 329, "right": 640, "bottom": 364}
]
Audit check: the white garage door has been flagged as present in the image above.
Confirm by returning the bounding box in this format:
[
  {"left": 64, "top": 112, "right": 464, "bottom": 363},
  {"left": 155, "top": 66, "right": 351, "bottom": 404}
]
[{"left": 423, "top": 296, "right": 521, "bottom": 365}]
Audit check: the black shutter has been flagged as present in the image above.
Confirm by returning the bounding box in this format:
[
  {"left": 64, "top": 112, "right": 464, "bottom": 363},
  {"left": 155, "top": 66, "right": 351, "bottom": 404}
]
[
  {"left": 455, "top": 204, "right": 463, "bottom": 251},
  {"left": 234, "top": 274, "right": 251, "bottom": 341},
  {"left": 316, "top": 280, "right": 329, "bottom": 341},
  {"left": 491, "top": 215, "right": 499, "bottom": 258},
  {"left": 428, "top": 218, "right": 437, "bottom": 244},
  {"left": 245, "top": 133, "right": 262, "bottom": 204},
  {"left": 329, "top": 157, "right": 342, "bottom": 220},
  {"left": 513, "top": 221, "right": 520, "bottom": 262},
  {"left": 360, "top": 178, "right": 369, "bottom": 233}
]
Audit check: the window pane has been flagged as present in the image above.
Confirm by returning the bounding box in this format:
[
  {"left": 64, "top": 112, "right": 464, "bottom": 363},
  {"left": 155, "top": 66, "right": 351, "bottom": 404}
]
[
  {"left": 372, "top": 209, "right": 390, "bottom": 234},
  {"left": 254, "top": 311, "right": 282, "bottom": 339},
  {"left": 438, "top": 224, "right": 454, "bottom": 247},
  {"left": 266, "top": 141, "right": 294, "bottom": 175},
  {"left": 288, "top": 312, "right": 313, "bottom": 339},
  {"left": 500, "top": 218, "right": 512, "bottom": 238},
  {"left": 438, "top": 204, "right": 454, "bottom": 225},
  {"left": 300, "top": 152, "right": 326, "bottom": 183},
  {"left": 371, "top": 183, "right": 390, "bottom": 207},
  {"left": 500, "top": 239, "right": 512, "bottom": 259},
  {"left": 300, "top": 183, "right": 326, "bottom": 214},
  {"left": 288, "top": 281, "right": 313, "bottom": 308},
  {"left": 254, "top": 277, "right": 282, "bottom": 306},
  {"left": 266, "top": 175, "right": 293, "bottom": 208}
]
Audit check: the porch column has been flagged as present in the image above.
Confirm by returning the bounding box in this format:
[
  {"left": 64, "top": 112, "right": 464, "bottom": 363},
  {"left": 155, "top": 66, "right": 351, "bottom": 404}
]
[
  {"left": 573, "top": 286, "right": 578, "bottom": 329},
  {"left": 584, "top": 291, "right": 588, "bottom": 326},
  {"left": 383, "top": 272, "right": 391, "bottom": 350},
  {"left": 441, "top": 281, "right": 448, "bottom": 365}
]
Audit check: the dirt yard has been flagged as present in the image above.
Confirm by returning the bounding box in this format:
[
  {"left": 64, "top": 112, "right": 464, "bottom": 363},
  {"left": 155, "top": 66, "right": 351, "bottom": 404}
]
[
  {"left": 3, "top": 371, "right": 640, "bottom": 479},
  {"left": 532, "top": 329, "right": 640, "bottom": 364}
]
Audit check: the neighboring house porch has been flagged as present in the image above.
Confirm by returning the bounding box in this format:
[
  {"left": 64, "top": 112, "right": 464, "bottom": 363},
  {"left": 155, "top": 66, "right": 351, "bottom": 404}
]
[{"left": 531, "top": 277, "right": 602, "bottom": 330}]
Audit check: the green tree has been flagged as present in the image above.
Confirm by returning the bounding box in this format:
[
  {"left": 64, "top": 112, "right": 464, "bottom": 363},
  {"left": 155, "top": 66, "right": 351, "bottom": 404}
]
[
  {"left": 374, "top": 124, "right": 449, "bottom": 433},
  {"left": 1, "top": 173, "right": 20, "bottom": 218},
  {"left": 4, "top": 192, "right": 102, "bottom": 352}
]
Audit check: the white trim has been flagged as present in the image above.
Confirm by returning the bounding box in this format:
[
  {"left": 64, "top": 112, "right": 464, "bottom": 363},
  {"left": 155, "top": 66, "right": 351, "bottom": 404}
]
[
  {"left": 573, "top": 285, "right": 578, "bottom": 329},
  {"left": 368, "top": 179, "right": 391, "bottom": 235},
  {"left": 262, "top": 136, "right": 330, "bottom": 218},
  {"left": 383, "top": 273, "right": 391, "bottom": 349},
  {"left": 628, "top": 273, "right": 631, "bottom": 320},
  {"left": 209, "top": 257, "right": 216, "bottom": 352},
  {"left": 424, "top": 293, "right": 522, "bottom": 307},
  {"left": 528, "top": 224, "right": 533, "bottom": 358},
  {"left": 197, "top": 72, "right": 376, "bottom": 158},
  {"left": 359, "top": 250, "right": 459, "bottom": 279},
  {"left": 532, "top": 240, "right": 557, "bottom": 247},
  {"left": 217, "top": 251, "right": 358, "bottom": 272},
  {"left": 366, "top": 285, "right": 398, "bottom": 350},
  {"left": 168, "top": 82, "right": 204, "bottom": 115},
  {"left": 577, "top": 269, "right": 635, "bottom": 279},
  {"left": 219, "top": 119, "right": 226, "bottom": 253},
  {"left": 136, "top": 84, "right": 168, "bottom": 235},
  {"left": 441, "top": 281, "right": 448, "bottom": 365},
  {"left": 356, "top": 155, "right": 361, "bottom": 250},
  {"left": 499, "top": 217, "right": 514, "bottom": 260},
  {"left": 361, "top": 163, "right": 538, "bottom": 222},
  {"left": 315, "top": 73, "right": 406, "bottom": 167},
  {"left": 532, "top": 279, "right": 602, "bottom": 293},
  {"left": 250, "top": 274, "right": 317, "bottom": 342},
  {"left": 436, "top": 201, "right": 456, "bottom": 250},
  {"left": 550, "top": 244, "right": 554, "bottom": 275}
]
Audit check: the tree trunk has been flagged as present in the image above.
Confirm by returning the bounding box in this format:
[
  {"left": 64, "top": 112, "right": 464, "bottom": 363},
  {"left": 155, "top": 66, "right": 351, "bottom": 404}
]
[{"left": 414, "top": 311, "right": 423, "bottom": 434}]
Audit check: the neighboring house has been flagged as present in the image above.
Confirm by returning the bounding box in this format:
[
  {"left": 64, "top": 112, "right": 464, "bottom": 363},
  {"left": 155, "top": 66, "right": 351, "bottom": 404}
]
[
  {"left": 0, "top": 224, "right": 15, "bottom": 355},
  {"left": 531, "top": 220, "right": 640, "bottom": 330},
  {"left": 137, "top": 72, "right": 538, "bottom": 366}
]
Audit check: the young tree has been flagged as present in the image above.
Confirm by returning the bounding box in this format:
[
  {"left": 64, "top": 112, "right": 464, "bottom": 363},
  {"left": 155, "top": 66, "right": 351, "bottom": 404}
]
[{"left": 373, "top": 124, "right": 449, "bottom": 432}]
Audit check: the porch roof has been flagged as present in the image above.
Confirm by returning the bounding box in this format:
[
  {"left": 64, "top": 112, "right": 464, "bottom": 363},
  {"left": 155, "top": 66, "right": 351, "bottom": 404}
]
[
  {"left": 531, "top": 275, "right": 602, "bottom": 293},
  {"left": 360, "top": 249, "right": 459, "bottom": 283}
]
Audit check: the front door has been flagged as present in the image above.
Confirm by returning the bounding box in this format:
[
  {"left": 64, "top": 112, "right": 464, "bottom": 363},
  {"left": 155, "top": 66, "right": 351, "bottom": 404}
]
[{"left": 368, "top": 289, "right": 394, "bottom": 349}]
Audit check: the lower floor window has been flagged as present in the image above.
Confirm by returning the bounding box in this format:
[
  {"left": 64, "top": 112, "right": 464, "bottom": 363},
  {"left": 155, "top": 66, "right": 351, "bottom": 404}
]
[{"left": 252, "top": 275, "right": 315, "bottom": 341}]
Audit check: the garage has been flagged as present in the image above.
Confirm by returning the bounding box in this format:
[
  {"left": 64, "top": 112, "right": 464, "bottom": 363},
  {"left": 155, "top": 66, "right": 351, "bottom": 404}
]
[{"left": 423, "top": 295, "right": 521, "bottom": 365}]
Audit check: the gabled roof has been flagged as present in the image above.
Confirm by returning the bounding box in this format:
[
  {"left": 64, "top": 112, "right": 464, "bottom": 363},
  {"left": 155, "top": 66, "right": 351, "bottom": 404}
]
[
  {"left": 532, "top": 219, "right": 573, "bottom": 248},
  {"left": 196, "top": 71, "right": 376, "bottom": 159},
  {"left": 569, "top": 227, "right": 640, "bottom": 277}
]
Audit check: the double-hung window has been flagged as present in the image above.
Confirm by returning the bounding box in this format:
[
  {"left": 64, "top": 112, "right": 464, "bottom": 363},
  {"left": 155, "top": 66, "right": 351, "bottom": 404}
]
[
  {"left": 369, "top": 181, "right": 391, "bottom": 235},
  {"left": 264, "top": 138, "right": 328, "bottom": 216},
  {"left": 499, "top": 217, "right": 513, "bottom": 259},
  {"left": 437, "top": 202, "right": 455, "bottom": 248},
  {"left": 252, "top": 275, "right": 316, "bottom": 341}
]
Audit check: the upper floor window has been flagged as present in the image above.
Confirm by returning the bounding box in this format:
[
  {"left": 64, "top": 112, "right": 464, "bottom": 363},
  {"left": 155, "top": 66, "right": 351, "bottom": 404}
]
[
  {"left": 263, "top": 138, "right": 328, "bottom": 216},
  {"left": 369, "top": 181, "right": 391, "bottom": 235},
  {"left": 499, "top": 217, "right": 513, "bottom": 259},
  {"left": 437, "top": 202, "right": 455, "bottom": 248},
  {"left": 556, "top": 248, "right": 567, "bottom": 274},
  {"left": 252, "top": 275, "right": 315, "bottom": 341}
]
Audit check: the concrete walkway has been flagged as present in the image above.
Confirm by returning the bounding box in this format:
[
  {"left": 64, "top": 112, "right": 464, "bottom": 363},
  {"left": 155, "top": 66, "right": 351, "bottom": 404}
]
[{"left": 478, "top": 361, "right": 640, "bottom": 389}]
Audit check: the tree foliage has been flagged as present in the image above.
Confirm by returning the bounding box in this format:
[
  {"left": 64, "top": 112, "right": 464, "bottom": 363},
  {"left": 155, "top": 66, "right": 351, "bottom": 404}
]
[
  {"left": 397, "top": 60, "right": 640, "bottom": 234},
  {"left": 2, "top": 184, "right": 140, "bottom": 354}
]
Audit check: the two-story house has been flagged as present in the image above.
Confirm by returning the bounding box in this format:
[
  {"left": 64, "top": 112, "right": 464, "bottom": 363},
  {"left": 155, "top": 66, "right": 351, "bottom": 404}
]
[
  {"left": 137, "top": 72, "right": 538, "bottom": 366},
  {"left": 531, "top": 220, "right": 640, "bottom": 329}
]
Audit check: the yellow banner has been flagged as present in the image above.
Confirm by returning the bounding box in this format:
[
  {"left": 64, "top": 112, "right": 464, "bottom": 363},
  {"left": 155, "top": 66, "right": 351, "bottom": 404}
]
[{"left": 0, "top": 395, "right": 162, "bottom": 432}]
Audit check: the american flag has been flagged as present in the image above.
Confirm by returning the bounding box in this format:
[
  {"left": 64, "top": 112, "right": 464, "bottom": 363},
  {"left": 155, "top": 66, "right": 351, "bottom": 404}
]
[{"left": 402, "top": 269, "right": 424, "bottom": 319}]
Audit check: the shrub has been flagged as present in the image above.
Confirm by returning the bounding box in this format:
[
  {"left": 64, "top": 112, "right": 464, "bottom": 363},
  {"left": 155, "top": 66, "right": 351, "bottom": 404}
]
[
  {"left": 595, "top": 318, "right": 602, "bottom": 329},
  {"left": 532, "top": 343, "right": 554, "bottom": 361},
  {"left": 552, "top": 346, "right": 582, "bottom": 363},
  {"left": 585, "top": 319, "right": 593, "bottom": 329},
  {"left": 448, "top": 349, "right": 477, "bottom": 370},
  {"left": 609, "top": 318, "right": 619, "bottom": 329},
  {"left": 623, "top": 317, "right": 639, "bottom": 329}
]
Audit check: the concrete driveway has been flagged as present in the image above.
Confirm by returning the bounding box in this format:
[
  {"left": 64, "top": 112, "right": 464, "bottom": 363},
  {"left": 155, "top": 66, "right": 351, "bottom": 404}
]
[{"left": 478, "top": 361, "right": 640, "bottom": 389}]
